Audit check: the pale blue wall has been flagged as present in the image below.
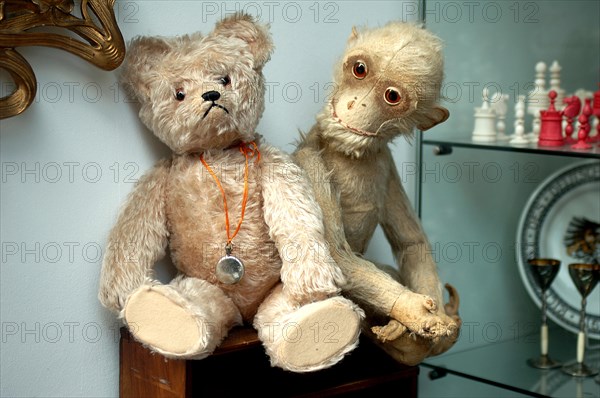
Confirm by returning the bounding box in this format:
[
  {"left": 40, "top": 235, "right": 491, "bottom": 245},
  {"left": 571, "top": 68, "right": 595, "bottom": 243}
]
[{"left": 0, "top": 1, "right": 419, "bottom": 396}]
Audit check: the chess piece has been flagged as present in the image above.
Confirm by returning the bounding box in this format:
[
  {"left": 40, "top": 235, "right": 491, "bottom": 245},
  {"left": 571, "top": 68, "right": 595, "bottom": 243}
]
[
  {"left": 572, "top": 98, "right": 593, "bottom": 150},
  {"left": 592, "top": 84, "right": 600, "bottom": 142},
  {"left": 563, "top": 95, "right": 582, "bottom": 144},
  {"left": 574, "top": 89, "right": 594, "bottom": 137},
  {"left": 549, "top": 61, "right": 565, "bottom": 110},
  {"left": 527, "top": 62, "right": 549, "bottom": 141},
  {"left": 538, "top": 90, "right": 564, "bottom": 147},
  {"left": 582, "top": 96, "right": 593, "bottom": 137},
  {"left": 472, "top": 87, "right": 497, "bottom": 142},
  {"left": 510, "top": 95, "right": 529, "bottom": 146},
  {"left": 491, "top": 92, "right": 510, "bottom": 140}
]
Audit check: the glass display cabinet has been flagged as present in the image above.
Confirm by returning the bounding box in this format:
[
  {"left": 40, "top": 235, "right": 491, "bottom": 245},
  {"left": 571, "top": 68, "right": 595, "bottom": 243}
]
[{"left": 416, "top": 1, "right": 600, "bottom": 397}]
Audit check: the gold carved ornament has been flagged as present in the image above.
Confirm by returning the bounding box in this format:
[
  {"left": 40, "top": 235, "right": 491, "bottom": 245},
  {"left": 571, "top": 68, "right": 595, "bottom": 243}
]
[{"left": 0, "top": 0, "right": 125, "bottom": 119}]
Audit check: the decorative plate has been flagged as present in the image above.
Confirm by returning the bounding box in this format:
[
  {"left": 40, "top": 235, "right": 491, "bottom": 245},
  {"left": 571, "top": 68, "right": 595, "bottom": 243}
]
[{"left": 517, "top": 161, "right": 600, "bottom": 339}]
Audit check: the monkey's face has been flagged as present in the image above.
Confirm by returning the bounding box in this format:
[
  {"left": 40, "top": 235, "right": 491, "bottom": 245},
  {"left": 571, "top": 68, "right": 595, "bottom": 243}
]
[
  {"left": 326, "top": 23, "right": 449, "bottom": 146},
  {"left": 331, "top": 50, "right": 415, "bottom": 139}
]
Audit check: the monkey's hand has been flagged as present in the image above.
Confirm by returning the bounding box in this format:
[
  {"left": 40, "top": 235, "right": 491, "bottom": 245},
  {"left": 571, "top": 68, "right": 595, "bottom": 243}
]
[
  {"left": 374, "top": 283, "right": 460, "bottom": 340},
  {"left": 369, "top": 284, "right": 461, "bottom": 365}
]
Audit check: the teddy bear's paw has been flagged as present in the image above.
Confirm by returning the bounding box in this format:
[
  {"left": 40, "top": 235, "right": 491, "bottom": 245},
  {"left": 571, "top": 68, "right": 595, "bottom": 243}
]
[
  {"left": 276, "top": 297, "right": 363, "bottom": 372},
  {"left": 123, "top": 284, "right": 209, "bottom": 358}
]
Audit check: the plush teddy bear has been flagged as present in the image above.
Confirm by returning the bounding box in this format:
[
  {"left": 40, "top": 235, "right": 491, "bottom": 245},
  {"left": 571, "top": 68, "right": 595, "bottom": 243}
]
[
  {"left": 98, "top": 13, "right": 363, "bottom": 373},
  {"left": 293, "top": 21, "right": 461, "bottom": 365}
]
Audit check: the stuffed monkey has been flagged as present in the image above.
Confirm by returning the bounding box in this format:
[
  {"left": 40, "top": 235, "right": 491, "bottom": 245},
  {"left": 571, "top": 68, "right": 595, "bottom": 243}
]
[{"left": 293, "top": 21, "right": 460, "bottom": 365}]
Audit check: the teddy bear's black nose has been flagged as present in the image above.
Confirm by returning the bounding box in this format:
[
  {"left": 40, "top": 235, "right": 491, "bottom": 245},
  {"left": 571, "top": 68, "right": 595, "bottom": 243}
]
[{"left": 202, "top": 91, "right": 221, "bottom": 101}]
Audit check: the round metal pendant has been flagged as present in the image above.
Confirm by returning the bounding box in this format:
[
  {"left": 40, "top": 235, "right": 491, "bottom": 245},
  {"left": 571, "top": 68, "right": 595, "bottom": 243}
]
[{"left": 215, "top": 255, "right": 244, "bottom": 284}]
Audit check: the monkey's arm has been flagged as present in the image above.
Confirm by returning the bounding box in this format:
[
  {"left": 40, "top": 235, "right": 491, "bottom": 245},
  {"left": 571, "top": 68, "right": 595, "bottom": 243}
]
[
  {"left": 293, "top": 141, "right": 442, "bottom": 337},
  {"left": 98, "top": 158, "right": 171, "bottom": 313},
  {"left": 380, "top": 163, "right": 460, "bottom": 333},
  {"left": 381, "top": 164, "right": 443, "bottom": 303}
]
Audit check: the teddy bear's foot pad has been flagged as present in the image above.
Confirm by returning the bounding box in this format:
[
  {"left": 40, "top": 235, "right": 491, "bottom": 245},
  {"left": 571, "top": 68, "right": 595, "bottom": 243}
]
[
  {"left": 278, "top": 298, "right": 361, "bottom": 372},
  {"left": 125, "top": 286, "right": 202, "bottom": 356}
]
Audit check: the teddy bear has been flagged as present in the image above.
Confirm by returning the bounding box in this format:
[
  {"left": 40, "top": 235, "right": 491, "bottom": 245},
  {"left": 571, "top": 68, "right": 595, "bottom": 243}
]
[
  {"left": 98, "top": 13, "right": 363, "bottom": 373},
  {"left": 293, "top": 21, "right": 461, "bottom": 365}
]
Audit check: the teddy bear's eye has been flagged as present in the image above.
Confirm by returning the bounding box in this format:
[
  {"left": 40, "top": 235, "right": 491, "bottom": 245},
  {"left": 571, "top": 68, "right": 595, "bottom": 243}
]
[
  {"left": 175, "top": 88, "right": 186, "bottom": 101},
  {"left": 219, "top": 76, "right": 231, "bottom": 86},
  {"left": 352, "top": 61, "right": 368, "bottom": 79},
  {"left": 384, "top": 88, "right": 402, "bottom": 105}
]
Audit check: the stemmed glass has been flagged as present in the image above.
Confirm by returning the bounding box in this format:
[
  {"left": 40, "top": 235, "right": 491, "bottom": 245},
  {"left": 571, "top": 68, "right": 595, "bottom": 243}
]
[
  {"left": 527, "top": 258, "right": 562, "bottom": 369},
  {"left": 562, "top": 263, "right": 600, "bottom": 377}
]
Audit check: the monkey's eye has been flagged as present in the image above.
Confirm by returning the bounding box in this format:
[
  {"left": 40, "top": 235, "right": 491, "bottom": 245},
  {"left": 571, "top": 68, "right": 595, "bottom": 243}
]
[
  {"left": 219, "top": 76, "right": 231, "bottom": 86},
  {"left": 175, "top": 88, "right": 186, "bottom": 101},
  {"left": 352, "top": 61, "right": 368, "bottom": 79},
  {"left": 384, "top": 88, "right": 401, "bottom": 105}
]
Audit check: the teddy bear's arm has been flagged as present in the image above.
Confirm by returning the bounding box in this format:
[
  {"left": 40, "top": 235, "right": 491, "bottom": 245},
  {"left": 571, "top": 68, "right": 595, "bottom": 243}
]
[
  {"left": 259, "top": 146, "right": 345, "bottom": 304},
  {"left": 98, "top": 158, "right": 171, "bottom": 313}
]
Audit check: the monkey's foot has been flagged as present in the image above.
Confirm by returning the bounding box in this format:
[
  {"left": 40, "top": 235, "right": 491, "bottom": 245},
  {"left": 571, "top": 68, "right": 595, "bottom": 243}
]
[
  {"left": 385, "top": 290, "right": 457, "bottom": 339},
  {"left": 371, "top": 319, "right": 407, "bottom": 342}
]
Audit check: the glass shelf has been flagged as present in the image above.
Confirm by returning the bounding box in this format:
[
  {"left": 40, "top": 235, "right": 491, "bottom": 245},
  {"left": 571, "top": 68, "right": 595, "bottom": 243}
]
[
  {"left": 423, "top": 326, "right": 600, "bottom": 398},
  {"left": 422, "top": 134, "right": 600, "bottom": 159}
]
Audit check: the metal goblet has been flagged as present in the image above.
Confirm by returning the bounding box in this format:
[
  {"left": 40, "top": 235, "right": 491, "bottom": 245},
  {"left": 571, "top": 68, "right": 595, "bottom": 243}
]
[
  {"left": 562, "top": 263, "right": 600, "bottom": 377},
  {"left": 527, "top": 258, "right": 562, "bottom": 369}
]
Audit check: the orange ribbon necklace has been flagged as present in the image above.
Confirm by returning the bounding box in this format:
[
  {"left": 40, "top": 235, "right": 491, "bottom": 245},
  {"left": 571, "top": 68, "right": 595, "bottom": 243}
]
[{"left": 199, "top": 141, "right": 260, "bottom": 252}]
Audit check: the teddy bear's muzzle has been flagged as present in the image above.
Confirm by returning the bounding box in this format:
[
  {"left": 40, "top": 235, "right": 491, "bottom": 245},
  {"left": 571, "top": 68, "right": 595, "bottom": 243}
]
[{"left": 201, "top": 90, "right": 230, "bottom": 119}]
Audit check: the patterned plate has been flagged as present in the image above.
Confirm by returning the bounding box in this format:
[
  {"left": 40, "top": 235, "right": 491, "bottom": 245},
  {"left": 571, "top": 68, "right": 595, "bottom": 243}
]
[{"left": 517, "top": 160, "right": 600, "bottom": 339}]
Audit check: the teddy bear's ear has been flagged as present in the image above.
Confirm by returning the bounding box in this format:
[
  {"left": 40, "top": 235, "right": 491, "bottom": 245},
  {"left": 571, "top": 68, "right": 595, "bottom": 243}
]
[
  {"left": 120, "top": 36, "right": 171, "bottom": 101},
  {"left": 212, "top": 13, "right": 274, "bottom": 69},
  {"left": 416, "top": 106, "right": 450, "bottom": 131}
]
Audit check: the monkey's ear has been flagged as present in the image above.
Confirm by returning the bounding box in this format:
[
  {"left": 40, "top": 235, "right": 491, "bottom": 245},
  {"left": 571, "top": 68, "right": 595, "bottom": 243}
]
[
  {"left": 417, "top": 106, "right": 449, "bottom": 131},
  {"left": 348, "top": 26, "right": 359, "bottom": 43}
]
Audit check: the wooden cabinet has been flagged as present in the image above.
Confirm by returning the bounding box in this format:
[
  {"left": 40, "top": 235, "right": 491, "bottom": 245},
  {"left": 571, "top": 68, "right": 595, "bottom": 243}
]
[{"left": 120, "top": 327, "right": 418, "bottom": 397}]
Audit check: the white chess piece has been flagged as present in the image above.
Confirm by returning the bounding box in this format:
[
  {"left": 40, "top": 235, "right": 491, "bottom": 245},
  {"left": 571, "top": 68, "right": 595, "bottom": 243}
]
[
  {"left": 491, "top": 92, "right": 510, "bottom": 140},
  {"left": 549, "top": 61, "right": 565, "bottom": 110},
  {"left": 527, "top": 61, "right": 549, "bottom": 141},
  {"left": 472, "top": 87, "right": 497, "bottom": 142},
  {"left": 574, "top": 89, "right": 593, "bottom": 103},
  {"left": 510, "top": 95, "right": 529, "bottom": 146}
]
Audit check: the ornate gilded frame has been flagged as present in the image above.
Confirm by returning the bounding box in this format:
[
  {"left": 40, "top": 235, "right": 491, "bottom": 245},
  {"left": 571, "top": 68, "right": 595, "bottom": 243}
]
[{"left": 0, "top": 0, "right": 125, "bottom": 119}]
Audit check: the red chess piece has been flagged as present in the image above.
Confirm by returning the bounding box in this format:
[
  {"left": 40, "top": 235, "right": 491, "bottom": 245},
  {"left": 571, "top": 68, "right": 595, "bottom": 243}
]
[
  {"left": 572, "top": 98, "right": 593, "bottom": 150},
  {"left": 538, "top": 90, "right": 564, "bottom": 147},
  {"left": 591, "top": 85, "right": 600, "bottom": 142},
  {"left": 563, "top": 95, "right": 581, "bottom": 144},
  {"left": 582, "top": 97, "right": 593, "bottom": 138}
]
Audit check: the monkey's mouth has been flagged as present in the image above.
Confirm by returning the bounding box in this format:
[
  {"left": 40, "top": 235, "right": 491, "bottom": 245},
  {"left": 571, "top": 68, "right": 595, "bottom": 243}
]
[
  {"left": 330, "top": 100, "right": 378, "bottom": 137},
  {"left": 202, "top": 102, "right": 230, "bottom": 120}
]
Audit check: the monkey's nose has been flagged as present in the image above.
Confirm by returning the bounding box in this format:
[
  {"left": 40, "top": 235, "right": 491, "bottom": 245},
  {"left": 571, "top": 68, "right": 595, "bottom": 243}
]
[{"left": 202, "top": 91, "right": 221, "bottom": 101}]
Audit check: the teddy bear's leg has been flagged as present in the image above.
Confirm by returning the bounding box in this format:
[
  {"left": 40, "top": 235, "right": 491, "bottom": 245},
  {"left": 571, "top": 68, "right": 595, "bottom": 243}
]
[
  {"left": 123, "top": 275, "right": 242, "bottom": 359},
  {"left": 253, "top": 284, "right": 363, "bottom": 372}
]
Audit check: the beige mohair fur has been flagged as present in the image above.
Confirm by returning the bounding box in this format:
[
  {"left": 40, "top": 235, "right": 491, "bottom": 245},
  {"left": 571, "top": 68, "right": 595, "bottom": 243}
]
[
  {"left": 293, "top": 21, "right": 461, "bottom": 366},
  {"left": 98, "top": 13, "right": 363, "bottom": 372}
]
